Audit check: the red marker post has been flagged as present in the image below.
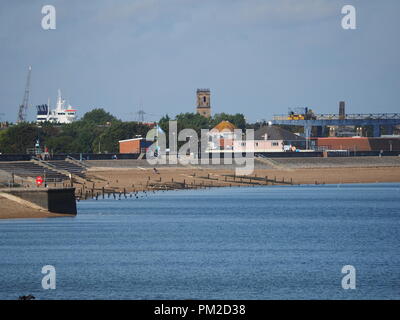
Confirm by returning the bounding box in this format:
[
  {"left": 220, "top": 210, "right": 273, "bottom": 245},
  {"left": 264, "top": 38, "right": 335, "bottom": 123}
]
[{"left": 36, "top": 176, "right": 43, "bottom": 187}]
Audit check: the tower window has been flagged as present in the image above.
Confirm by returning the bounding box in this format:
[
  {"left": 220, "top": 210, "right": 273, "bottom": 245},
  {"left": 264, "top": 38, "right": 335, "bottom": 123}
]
[{"left": 203, "top": 96, "right": 207, "bottom": 103}]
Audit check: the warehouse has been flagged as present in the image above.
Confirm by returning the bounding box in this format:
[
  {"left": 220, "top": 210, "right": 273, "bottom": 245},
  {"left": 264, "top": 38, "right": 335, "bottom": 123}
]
[{"left": 311, "top": 137, "right": 400, "bottom": 152}]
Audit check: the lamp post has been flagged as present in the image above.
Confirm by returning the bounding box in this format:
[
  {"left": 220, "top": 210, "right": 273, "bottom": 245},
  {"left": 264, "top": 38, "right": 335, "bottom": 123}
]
[{"left": 98, "top": 135, "right": 103, "bottom": 154}]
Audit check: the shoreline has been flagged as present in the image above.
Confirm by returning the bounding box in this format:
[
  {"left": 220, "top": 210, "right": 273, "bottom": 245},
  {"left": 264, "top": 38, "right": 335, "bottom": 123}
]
[
  {"left": 2, "top": 165, "right": 400, "bottom": 220},
  {"left": 83, "top": 166, "right": 400, "bottom": 193}
]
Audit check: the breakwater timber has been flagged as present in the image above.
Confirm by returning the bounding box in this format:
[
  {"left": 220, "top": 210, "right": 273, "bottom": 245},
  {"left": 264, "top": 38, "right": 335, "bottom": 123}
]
[
  {"left": 74, "top": 156, "right": 400, "bottom": 199},
  {"left": 1, "top": 156, "right": 400, "bottom": 208}
]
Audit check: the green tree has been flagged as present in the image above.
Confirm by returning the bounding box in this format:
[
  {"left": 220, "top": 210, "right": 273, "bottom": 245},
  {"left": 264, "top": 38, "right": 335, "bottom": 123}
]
[
  {"left": 211, "top": 113, "right": 246, "bottom": 130},
  {"left": 81, "top": 108, "right": 118, "bottom": 125},
  {"left": 158, "top": 114, "right": 170, "bottom": 135},
  {"left": 92, "top": 122, "right": 151, "bottom": 153},
  {"left": 0, "top": 123, "right": 38, "bottom": 153},
  {"left": 175, "top": 113, "right": 211, "bottom": 134},
  {"left": 46, "top": 135, "right": 75, "bottom": 153},
  {"left": 0, "top": 110, "right": 250, "bottom": 155}
]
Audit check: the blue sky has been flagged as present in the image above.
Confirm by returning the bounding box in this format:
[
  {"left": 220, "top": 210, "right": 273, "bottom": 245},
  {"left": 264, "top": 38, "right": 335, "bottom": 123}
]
[{"left": 0, "top": 0, "right": 399, "bottom": 123}]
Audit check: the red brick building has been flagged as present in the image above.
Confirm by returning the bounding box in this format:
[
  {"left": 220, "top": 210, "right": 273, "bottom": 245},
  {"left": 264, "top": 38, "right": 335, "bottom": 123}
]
[
  {"left": 312, "top": 137, "right": 400, "bottom": 151},
  {"left": 119, "top": 138, "right": 153, "bottom": 154}
]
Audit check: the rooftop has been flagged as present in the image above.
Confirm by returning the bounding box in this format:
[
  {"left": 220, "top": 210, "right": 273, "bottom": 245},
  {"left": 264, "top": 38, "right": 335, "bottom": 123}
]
[
  {"left": 211, "top": 121, "right": 237, "bottom": 132},
  {"left": 255, "top": 126, "right": 305, "bottom": 141}
]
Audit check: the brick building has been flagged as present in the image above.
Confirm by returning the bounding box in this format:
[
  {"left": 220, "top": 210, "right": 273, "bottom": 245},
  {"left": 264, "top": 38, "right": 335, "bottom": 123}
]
[
  {"left": 311, "top": 137, "right": 400, "bottom": 151},
  {"left": 119, "top": 138, "right": 153, "bottom": 154}
]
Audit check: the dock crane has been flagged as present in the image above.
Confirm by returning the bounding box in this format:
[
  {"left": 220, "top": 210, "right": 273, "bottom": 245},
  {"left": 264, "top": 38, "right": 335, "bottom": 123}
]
[{"left": 17, "top": 66, "right": 32, "bottom": 123}]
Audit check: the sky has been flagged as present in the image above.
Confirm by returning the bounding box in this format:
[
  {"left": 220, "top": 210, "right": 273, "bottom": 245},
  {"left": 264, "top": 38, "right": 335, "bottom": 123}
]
[{"left": 0, "top": 0, "right": 399, "bottom": 123}]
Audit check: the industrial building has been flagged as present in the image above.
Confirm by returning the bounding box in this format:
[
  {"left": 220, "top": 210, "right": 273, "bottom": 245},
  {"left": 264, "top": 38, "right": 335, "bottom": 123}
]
[
  {"left": 272, "top": 101, "right": 400, "bottom": 138},
  {"left": 311, "top": 137, "right": 400, "bottom": 152}
]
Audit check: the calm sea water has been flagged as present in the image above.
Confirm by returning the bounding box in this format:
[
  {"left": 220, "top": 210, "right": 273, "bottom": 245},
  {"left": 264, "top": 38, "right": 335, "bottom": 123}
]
[{"left": 0, "top": 183, "right": 399, "bottom": 300}]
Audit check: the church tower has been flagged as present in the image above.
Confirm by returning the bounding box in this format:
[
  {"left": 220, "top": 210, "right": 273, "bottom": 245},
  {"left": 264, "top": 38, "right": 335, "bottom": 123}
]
[{"left": 196, "top": 89, "right": 211, "bottom": 118}]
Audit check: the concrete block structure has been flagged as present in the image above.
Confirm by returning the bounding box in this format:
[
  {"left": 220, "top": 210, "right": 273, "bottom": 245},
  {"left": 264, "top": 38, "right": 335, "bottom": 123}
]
[{"left": 1, "top": 187, "right": 77, "bottom": 215}]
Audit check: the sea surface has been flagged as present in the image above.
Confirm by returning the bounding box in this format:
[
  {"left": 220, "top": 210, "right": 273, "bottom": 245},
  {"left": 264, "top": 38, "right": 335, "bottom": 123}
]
[{"left": 0, "top": 183, "right": 400, "bottom": 300}]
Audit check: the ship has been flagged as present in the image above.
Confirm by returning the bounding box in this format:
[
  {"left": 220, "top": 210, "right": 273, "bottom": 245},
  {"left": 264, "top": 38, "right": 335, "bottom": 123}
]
[{"left": 36, "top": 89, "right": 77, "bottom": 124}]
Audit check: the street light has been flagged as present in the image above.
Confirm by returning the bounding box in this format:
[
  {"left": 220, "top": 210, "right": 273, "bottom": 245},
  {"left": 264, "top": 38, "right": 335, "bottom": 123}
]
[{"left": 98, "top": 135, "right": 103, "bottom": 154}]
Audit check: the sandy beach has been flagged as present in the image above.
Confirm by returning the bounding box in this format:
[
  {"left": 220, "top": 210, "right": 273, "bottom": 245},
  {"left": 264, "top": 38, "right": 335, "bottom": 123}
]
[
  {"left": 84, "top": 166, "right": 400, "bottom": 193},
  {"left": 2, "top": 163, "right": 400, "bottom": 220}
]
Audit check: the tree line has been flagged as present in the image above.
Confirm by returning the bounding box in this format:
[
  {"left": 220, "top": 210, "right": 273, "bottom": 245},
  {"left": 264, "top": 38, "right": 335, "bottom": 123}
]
[{"left": 0, "top": 109, "right": 248, "bottom": 154}]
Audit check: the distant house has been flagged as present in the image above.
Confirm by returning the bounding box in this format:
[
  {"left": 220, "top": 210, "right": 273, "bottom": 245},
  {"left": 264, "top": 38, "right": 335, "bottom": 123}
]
[
  {"left": 207, "top": 121, "right": 238, "bottom": 151},
  {"left": 234, "top": 126, "right": 306, "bottom": 152},
  {"left": 207, "top": 123, "right": 306, "bottom": 153}
]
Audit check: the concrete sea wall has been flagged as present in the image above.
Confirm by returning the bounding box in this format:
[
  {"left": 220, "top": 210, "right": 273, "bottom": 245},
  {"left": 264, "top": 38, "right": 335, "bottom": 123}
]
[{"left": 0, "top": 188, "right": 77, "bottom": 215}]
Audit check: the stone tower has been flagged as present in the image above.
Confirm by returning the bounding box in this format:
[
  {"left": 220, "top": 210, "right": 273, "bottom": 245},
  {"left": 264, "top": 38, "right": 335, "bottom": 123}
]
[{"left": 196, "top": 89, "right": 211, "bottom": 118}]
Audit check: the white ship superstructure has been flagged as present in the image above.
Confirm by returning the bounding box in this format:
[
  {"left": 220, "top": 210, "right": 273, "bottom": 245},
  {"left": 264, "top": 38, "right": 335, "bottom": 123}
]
[{"left": 36, "top": 90, "right": 77, "bottom": 124}]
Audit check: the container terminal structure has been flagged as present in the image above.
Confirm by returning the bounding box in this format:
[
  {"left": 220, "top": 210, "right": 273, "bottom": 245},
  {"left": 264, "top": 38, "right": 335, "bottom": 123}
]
[{"left": 272, "top": 105, "right": 400, "bottom": 139}]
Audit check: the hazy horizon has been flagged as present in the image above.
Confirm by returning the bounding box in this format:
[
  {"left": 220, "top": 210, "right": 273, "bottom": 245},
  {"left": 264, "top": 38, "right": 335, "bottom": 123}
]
[{"left": 1, "top": 0, "right": 399, "bottom": 123}]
